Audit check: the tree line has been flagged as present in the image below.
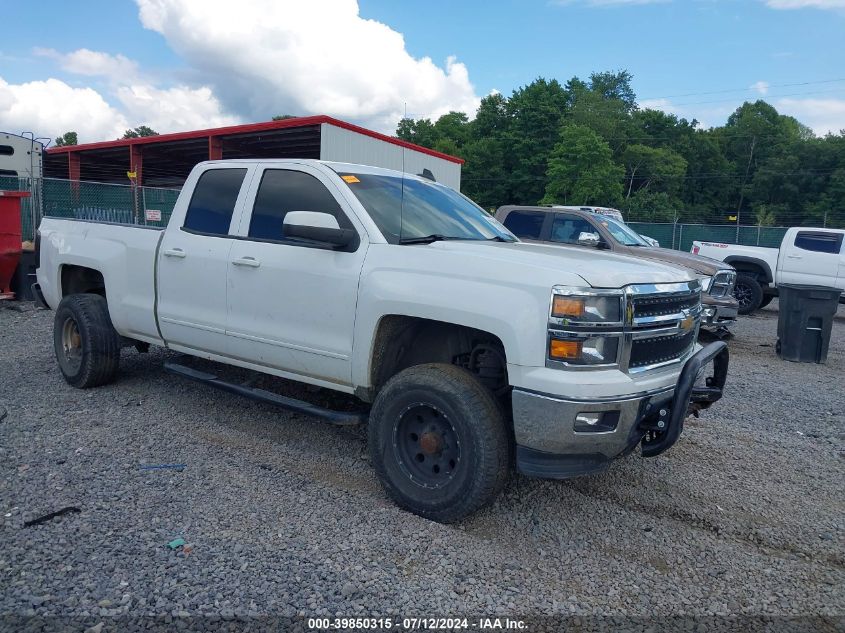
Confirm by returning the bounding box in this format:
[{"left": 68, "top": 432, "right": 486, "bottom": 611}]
[{"left": 397, "top": 71, "right": 845, "bottom": 228}]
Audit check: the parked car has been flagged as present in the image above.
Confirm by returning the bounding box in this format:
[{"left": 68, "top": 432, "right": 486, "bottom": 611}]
[
  {"left": 550, "top": 205, "right": 660, "bottom": 246},
  {"left": 692, "top": 227, "right": 845, "bottom": 315},
  {"left": 35, "top": 160, "right": 729, "bottom": 523},
  {"left": 496, "top": 205, "right": 739, "bottom": 333}
]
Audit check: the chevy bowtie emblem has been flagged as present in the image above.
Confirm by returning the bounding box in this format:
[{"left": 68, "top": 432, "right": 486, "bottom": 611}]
[{"left": 680, "top": 308, "right": 694, "bottom": 332}]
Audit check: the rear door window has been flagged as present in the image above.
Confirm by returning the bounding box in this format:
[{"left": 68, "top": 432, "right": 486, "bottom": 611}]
[
  {"left": 502, "top": 211, "right": 546, "bottom": 239},
  {"left": 794, "top": 232, "right": 843, "bottom": 255},
  {"left": 183, "top": 168, "right": 247, "bottom": 235}
]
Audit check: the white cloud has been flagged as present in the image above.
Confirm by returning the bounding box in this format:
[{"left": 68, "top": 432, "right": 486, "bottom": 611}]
[
  {"left": 134, "top": 0, "right": 480, "bottom": 132},
  {"left": 35, "top": 47, "right": 140, "bottom": 80},
  {"left": 763, "top": 0, "right": 845, "bottom": 8},
  {"left": 1, "top": 49, "right": 239, "bottom": 142},
  {"left": 750, "top": 80, "right": 770, "bottom": 95},
  {"left": 0, "top": 76, "right": 127, "bottom": 141},
  {"left": 774, "top": 98, "right": 845, "bottom": 135},
  {"left": 640, "top": 96, "right": 845, "bottom": 135},
  {"left": 115, "top": 84, "right": 239, "bottom": 132}
]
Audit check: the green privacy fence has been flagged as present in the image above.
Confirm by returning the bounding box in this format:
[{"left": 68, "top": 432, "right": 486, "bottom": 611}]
[
  {"left": 0, "top": 177, "right": 181, "bottom": 240},
  {"left": 628, "top": 222, "right": 789, "bottom": 252}
]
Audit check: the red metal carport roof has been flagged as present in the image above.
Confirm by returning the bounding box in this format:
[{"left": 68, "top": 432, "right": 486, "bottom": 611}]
[{"left": 45, "top": 115, "right": 464, "bottom": 164}]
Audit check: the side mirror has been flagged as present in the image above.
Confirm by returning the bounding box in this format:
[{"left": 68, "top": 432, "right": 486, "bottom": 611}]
[
  {"left": 283, "top": 211, "right": 355, "bottom": 248},
  {"left": 577, "top": 231, "right": 601, "bottom": 248}
]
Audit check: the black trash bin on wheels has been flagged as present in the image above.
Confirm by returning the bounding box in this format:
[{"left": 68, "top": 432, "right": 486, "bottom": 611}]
[{"left": 776, "top": 284, "right": 841, "bottom": 363}]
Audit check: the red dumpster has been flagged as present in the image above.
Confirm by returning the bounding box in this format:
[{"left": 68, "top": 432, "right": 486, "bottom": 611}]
[{"left": 0, "top": 190, "right": 30, "bottom": 300}]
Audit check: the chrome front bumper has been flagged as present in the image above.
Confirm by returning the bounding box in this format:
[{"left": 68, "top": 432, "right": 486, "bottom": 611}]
[
  {"left": 701, "top": 302, "right": 738, "bottom": 328},
  {"left": 513, "top": 342, "right": 730, "bottom": 479}
]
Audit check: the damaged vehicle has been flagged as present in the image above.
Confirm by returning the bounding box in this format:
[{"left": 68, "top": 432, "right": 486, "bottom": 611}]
[{"left": 35, "top": 160, "right": 729, "bottom": 522}]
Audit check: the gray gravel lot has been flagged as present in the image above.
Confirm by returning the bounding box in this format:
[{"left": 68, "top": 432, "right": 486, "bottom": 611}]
[{"left": 1, "top": 300, "right": 843, "bottom": 625}]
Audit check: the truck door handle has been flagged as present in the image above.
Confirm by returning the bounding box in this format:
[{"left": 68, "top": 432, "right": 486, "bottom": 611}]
[
  {"left": 786, "top": 255, "right": 802, "bottom": 260},
  {"left": 163, "top": 248, "right": 186, "bottom": 259},
  {"left": 232, "top": 256, "right": 261, "bottom": 268}
]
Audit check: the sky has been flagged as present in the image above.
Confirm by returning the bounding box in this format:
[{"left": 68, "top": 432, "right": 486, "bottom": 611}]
[{"left": 1, "top": 0, "right": 844, "bottom": 144}]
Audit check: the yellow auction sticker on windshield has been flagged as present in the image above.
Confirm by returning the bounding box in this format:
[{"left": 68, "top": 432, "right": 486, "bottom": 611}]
[{"left": 341, "top": 175, "right": 360, "bottom": 183}]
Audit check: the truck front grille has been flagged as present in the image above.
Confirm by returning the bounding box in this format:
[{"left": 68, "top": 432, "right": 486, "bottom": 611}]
[
  {"left": 625, "top": 283, "right": 701, "bottom": 372},
  {"left": 632, "top": 293, "right": 699, "bottom": 322},
  {"left": 629, "top": 329, "right": 697, "bottom": 370}
]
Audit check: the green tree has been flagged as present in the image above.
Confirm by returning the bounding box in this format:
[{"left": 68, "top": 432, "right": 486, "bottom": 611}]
[
  {"left": 396, "top": 118, "right": 438, "bottom": 148},
  {"left": 122, "top": 125, "right": 159, "bottom": 139},
  {"left": 622, "top": 191, "right": 678, "bottom": 223},
  {"left": 541, "top": 124, "right": 624, "bottom": 206},
  {"left": 272, "top": 114, "right": 298, "bottom": 120},
  {"left": 461, "top": 137, "right": 510, "bottom": 210},
  {"left": 622, "top": 144, "right": 687, "bottom": 198},
  {"left": 589, "top": 70, "right": 637, "bottom": 113},
  {"left": 503, "top": 78, "right": 569, "bottom": 203},
  {"left": 54, "top": 131, "right": 78, "bottom": 147}
]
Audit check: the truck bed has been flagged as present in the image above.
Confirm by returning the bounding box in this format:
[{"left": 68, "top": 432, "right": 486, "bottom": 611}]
[{"left": 37, "top": 218, "right": 165, "bottom": 345}]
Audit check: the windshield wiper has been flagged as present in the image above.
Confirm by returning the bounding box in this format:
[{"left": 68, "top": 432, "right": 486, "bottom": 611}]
[
  {"left": 399, "top": 234, "right": 462, "bottom": 245},
  {"left": 486, "top": 235, "right": 517, "bottom": 243}
]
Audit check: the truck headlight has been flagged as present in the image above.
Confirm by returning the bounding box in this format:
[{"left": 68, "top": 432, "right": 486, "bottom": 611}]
[
  {"left": 549, "top": 333, "right": 620, "bottom": 366},
  {"left": 551, "top": 292, "right": 622, "bottom": 324}
]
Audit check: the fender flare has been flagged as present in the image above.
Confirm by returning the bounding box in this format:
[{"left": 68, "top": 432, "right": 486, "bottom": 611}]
[{"left": 724, "top": 256, "right": 773, "bottom": 284}]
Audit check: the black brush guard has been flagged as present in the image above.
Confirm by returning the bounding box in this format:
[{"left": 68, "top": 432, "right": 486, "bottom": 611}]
[{"left": 639, "top": 341, "right": 729, "bottom": 458}]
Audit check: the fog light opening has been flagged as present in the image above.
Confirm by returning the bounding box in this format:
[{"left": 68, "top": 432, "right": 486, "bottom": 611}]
[{"left": 574, "top": 411, "right": 619, "bottom": 433}]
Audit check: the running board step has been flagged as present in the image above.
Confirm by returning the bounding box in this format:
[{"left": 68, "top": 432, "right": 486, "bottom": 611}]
[{"left": 163, "top": 359, "right": 366, "bottom": 426}]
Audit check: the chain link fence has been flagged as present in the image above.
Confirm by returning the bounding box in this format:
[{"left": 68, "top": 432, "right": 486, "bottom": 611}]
[
  {"left": 628, "top": 222, "right": 790, "bottom": 252},
  {"left": 0, "top": 176, "right": 814, "bottom": 253},
  {"left": 1, "top": 177, "right": 180, "bottom": 240}
]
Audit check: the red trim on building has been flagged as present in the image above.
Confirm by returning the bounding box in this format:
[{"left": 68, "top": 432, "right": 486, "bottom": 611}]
[{"left": 46, "top": 115, "right": 465, "bottom": 165}]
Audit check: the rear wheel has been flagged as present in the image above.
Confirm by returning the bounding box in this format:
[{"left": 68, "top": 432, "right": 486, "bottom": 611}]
[
  {"left": 53, "top": 293, "right": 121, "bottom": 388},
  {"left": 733, "top": 274, "right": 763, "bottom": 315},
  {"left": 368, "top": 363, "right": 510, "bottom": 523}
]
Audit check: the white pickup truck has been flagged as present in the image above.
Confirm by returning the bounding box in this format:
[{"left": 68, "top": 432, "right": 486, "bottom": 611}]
[
  {"left": 35, "top": 159, "right": 729, "bottom": 522},
  {"left": 692, "top": 227, "right": 845, "bottom": 315}
]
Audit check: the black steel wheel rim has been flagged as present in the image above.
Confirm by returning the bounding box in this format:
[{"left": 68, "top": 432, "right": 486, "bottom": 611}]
[
  {"left": 393, "top": 403, "right": 461, "bottom": 489},
  {"left": 60, "top": 316, "right": 83, "bottom": 373},
  {"left": 734, "top": 283, "right": 752, "bottom": 307}
]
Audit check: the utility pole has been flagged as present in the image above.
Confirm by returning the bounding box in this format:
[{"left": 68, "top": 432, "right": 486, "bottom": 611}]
[{"left": 736, "top": 135, "right": 756, "bottom": 242}]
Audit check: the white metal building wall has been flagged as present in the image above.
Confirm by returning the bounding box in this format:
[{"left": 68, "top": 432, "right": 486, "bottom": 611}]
[
  {"left": 0, "top": 133, "right": 43, "bottom": 180},
  {"left": 319, "top": 123, "right": 462, "bottom": 190}
]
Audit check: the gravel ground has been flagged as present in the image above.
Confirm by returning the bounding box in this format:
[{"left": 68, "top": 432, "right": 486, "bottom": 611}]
[{"left": 1, "top": 300, "right": 843, "bottom": 628}]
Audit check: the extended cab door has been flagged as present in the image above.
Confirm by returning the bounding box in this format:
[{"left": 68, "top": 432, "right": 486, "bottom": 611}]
[
  {"left": 225, "top": 165, "right": 368, "bottom": 388},
  {"left": 778, "top": 230, "right": 844, "bottom": 288},
  {"left": 156, "top": 166, "right": 252, "bottom": 355}
]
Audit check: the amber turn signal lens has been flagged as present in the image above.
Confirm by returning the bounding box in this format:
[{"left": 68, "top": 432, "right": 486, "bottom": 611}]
[
  {"left": 552, "top": 296, "right": 585, "bottom": 318},
  {"left": 549, "top": 339, "right": 582, "bottom": 360}
]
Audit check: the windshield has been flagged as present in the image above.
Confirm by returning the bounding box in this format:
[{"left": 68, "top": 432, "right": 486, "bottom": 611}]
[
  {"left": 598, "top": 216, "right": 650, "bottom": 247},
  {"left": 337, "top": 172, "right": 516, "bottom": 244}
]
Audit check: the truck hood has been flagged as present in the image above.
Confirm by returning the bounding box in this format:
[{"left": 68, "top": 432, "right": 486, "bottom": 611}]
[
  {"left": 427, "top": 240, "right": 697, "bottom": 288},
  {"left": 630, "top": 247, "right": 733, "bottom": 276}
]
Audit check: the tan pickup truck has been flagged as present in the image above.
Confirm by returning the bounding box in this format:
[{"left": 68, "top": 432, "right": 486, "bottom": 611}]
[{"left": 496, "top": 205, "right": 739, "bottom": 333}]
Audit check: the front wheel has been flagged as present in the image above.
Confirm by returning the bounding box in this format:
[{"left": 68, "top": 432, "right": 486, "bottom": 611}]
[
  {"left": 733, "top": 274, "right": 763, "bottom": 315},
  {"left": 368, "top": 363, "right": 510, "bottom": 523},
  {"left": 53, "top": 293, "right": 121, "bottom": 388}
]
